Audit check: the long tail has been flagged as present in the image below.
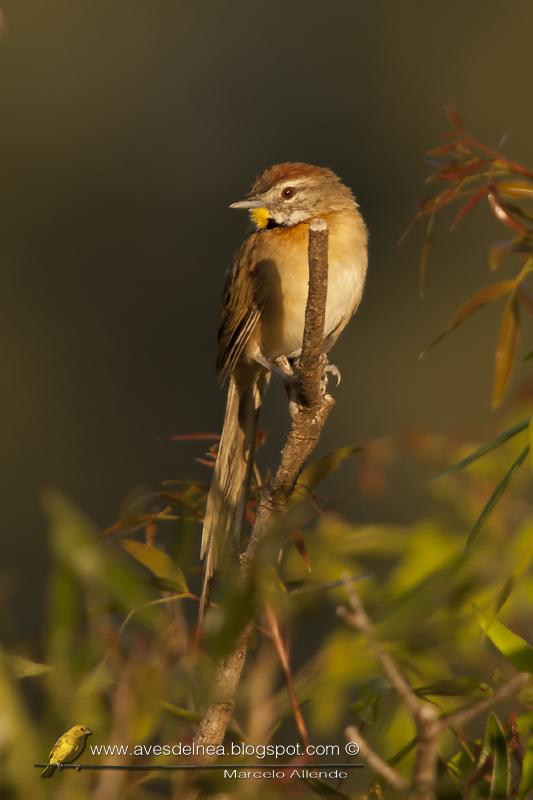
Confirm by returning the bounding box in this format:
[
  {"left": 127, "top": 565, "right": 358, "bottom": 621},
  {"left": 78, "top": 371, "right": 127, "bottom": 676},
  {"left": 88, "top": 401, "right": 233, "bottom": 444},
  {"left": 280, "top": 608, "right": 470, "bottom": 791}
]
[
  {"left": 199, "top": 371, "right": 263, "bottom": 621},
  {"left": 41, "top": 764, "right": 56, "bottom": 778}
]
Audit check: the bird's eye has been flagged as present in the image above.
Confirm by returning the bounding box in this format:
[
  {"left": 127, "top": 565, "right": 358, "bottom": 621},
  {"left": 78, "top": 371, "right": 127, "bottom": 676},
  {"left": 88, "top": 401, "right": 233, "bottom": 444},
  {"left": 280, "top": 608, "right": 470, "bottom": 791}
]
[{"left": 281, "top": 186, "right": 296, "bottom": 200}]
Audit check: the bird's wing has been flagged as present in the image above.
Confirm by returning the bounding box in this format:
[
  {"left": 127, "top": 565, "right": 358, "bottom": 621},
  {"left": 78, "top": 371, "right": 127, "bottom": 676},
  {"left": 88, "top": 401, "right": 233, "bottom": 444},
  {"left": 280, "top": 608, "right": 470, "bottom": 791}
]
[
  {"left": 217, "top": 234, "right": 261, "bottom": 382},
  {"left": 49, "top": 733, "right": 68, "bottom": 761}
]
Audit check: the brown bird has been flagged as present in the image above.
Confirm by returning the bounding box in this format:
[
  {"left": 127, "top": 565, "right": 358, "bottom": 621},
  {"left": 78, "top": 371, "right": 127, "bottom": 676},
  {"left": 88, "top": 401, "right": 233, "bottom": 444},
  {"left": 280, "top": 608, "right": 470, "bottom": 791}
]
[{"left": 200, "top": 163, "right": 368, "bottom": 617}]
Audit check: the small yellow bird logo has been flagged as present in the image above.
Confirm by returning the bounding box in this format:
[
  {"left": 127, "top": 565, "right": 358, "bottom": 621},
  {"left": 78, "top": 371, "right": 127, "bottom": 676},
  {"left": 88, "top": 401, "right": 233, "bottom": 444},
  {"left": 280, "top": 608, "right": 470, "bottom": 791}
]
[{"left": 41, "top": 724, "right": 92, "bottom": 778}]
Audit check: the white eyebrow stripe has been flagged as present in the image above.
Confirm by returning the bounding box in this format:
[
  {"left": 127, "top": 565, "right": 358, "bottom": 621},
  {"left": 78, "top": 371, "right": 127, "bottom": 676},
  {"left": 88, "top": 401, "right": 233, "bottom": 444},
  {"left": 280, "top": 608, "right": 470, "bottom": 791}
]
[{"left": 273, "top": 177, "right": 310, "bottom": 190}]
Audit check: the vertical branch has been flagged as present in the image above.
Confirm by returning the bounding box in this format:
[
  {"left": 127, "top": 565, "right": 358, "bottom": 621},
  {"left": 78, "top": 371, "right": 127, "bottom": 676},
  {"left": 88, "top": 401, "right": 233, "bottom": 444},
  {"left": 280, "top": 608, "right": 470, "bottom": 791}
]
[
  {"left": 299, "top": 218, "right": 329, "bottom": 409},
  {"left": 189, "top": 220, "right": 334, "bottom": 788}
]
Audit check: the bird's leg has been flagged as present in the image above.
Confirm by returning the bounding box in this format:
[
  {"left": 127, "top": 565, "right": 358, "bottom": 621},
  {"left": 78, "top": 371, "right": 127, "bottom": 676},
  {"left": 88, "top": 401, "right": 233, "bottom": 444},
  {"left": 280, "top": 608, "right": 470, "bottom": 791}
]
[
  {"left": 254, "top": 354, "right": 297, "bottom": 386},
  {"left": 57, "top": 762, "right": 64, "bottom": 771}
]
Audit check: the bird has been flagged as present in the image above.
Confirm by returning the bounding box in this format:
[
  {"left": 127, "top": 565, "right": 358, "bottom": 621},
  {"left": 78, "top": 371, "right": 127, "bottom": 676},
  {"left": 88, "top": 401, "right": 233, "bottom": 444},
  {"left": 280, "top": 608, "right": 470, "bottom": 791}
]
[
  {"left": 199, "top": 162, "right": 368, "bottom": 618},
  {"left": 41, "top": 724, "right": 92, "bottom": 778}
]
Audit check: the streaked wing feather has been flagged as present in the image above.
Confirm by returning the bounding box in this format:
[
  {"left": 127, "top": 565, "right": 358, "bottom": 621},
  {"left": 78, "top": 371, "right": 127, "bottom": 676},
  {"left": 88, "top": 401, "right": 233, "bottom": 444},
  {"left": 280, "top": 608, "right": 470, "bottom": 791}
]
[{"left": 217, "top": 235, "right": 260, "bottom": 381}]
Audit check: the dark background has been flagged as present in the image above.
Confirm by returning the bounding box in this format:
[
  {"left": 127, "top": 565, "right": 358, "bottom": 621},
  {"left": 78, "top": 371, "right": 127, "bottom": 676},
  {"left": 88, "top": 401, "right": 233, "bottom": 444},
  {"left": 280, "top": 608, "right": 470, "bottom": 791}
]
[{"left": 1, "top": 0, "right": 532, "bottom": 641}]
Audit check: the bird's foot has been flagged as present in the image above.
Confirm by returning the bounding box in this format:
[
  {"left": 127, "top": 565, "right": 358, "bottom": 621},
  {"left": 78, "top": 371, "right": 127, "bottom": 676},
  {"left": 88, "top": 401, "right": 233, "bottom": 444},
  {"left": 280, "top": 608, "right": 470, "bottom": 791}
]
[
  {"left": 255, "top": 355, "right": 297, "bottom": 386},
  {"left": 75, "top": 763, "right": 82, "bottom": 772},
  {"left": 57, "top": 763, "right": 64, "bottom": 771}
]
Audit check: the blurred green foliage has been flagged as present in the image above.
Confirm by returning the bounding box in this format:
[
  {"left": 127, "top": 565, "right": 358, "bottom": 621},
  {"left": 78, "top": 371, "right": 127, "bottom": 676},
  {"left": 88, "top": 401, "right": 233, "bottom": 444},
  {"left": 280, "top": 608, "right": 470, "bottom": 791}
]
[{"left": 0, "top": 413, "right": 531, "bottom": 799}]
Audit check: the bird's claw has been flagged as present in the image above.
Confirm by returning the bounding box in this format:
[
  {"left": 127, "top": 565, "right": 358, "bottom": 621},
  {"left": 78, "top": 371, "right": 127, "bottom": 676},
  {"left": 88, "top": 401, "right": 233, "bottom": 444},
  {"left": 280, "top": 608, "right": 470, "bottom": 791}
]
[{"left": 324, "top": 364, "right": 341, "bottom": 386}]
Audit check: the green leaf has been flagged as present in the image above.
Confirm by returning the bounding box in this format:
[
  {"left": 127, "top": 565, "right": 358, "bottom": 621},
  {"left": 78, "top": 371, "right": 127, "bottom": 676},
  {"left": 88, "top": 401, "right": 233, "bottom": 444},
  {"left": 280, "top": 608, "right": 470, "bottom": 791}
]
[
  {"left": 8, "top": 655, "right": 53, "bottom": 679},
  {"left": 474, "top": 605, "right": 533, "bottom": 673},
  {"left": 434, "top": 418, "right": 529, "bottom": 478},
  {"left": 487, "top": 713, "right": 510, "bottom": 799},
  {"left": 44, "top": 490, "right": 154, "bottom": 618},
  {"left": 120, "top": 539, "right": 189, "bottom": 593},
  {"left": 517, "top": 731, "right": 533, "bottom": 799},
  {"left": 466, "top": 445, "right": 529, "bottom": 549},
  {"left": 294, "top": 446, "right": 362, "bottom": 498},
  {"left": 492, "top": 296, "right": 519, "bottom": 409}
]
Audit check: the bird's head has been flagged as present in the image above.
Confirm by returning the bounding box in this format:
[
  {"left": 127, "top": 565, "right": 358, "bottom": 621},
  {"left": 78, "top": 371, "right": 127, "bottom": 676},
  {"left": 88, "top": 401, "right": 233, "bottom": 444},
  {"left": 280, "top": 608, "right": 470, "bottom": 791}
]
[
  {"left": 70, "top": 724, "right": 93, "bottom": 738},
  {"left": 230, "top": 163, "right": 357, "bottom": 229}
]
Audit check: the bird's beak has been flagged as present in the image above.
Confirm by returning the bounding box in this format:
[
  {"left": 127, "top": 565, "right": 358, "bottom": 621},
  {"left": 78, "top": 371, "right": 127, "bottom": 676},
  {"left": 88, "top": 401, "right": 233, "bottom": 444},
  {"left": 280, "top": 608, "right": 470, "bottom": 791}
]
[
  {"left": 86, "top": 729, "right": 93, "bottom": 735},
  {"left": 229, "top": 198, "right": 265, "bottom": 210}
]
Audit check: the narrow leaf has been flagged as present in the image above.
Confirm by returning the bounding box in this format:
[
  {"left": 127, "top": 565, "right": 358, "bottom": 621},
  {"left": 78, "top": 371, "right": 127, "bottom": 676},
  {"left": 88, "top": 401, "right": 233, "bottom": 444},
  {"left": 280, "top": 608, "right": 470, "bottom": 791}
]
[
  {"left": 422, "top": 281, "right": 516, "bottom": 357},
  {"left": 168, "top": 432, "right": 220, "bottom": 442},
  {"left": 450, "top": 185, "right": 488, "bottom": 230},
  {"left": 490, "top": 240, "right": 515, "bottom": 272},
  {"left": 9, "top": 655, "right": 53, "bottom": 679},
  {"left": 517, "top": 735, "right": 533, "bottom": 799},
  {"left": 295, "top": 446, "right": 362, "bottom": 496},
  {"left": 492, "top": 297, "right": 519, "bottom": 409},
  {"left": 487, "top": 713, "right": 510, "bottom": 799},
  {"left": 120, "top": 539, "right": 189, "bottom": 593},
  {"left": 433, "top": 417, "right": 529, "bottom": 478},
  {"left": 466, "top": 446, "right": 529, "bottom": 549},
  {"left": 496, "top": 179, "right": 533, "bottom": 199},
  {"left": 488, "top": 189, "right": 530, "bottom": 235},
  {"left": 445, "top": 104, "right": 465, "bottom": 132},
  {"left": 474, "top": 605, "right": 533, "bottom": 673}
]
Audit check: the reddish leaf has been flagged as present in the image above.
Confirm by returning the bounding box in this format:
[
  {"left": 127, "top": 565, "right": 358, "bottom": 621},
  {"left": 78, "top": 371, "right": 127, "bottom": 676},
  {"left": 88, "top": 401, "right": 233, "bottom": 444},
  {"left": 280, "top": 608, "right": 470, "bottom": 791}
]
[
  {"left": 488, "top": 189, "right": 530, "bottom": 235},
  {"left": 103, "top": 510, "right": 170, "bottom": 537},
  {"left": 445, "top": 104, "right": 465, "bottom": 132},
  {"left": 195, "top": 457, "right": 216, "bottom": 468},
  {"left": 290, "top": 526, "right": 311, "bottom": 571},
  {"left": 492, "top": 296, "right": 519, "bottom": 409},
  {"left": 169, "top": 432, "right": 220, "bottom": 442},
  {"left": 422, "top": 281, "right": 517, "bottom": 356},
  {"left": 518, "top": 287, "right": 533, "bottom": 316},
  {"left": 450, "top": 185, "right": 488, "bottom": 230},
  {"left": 489, "top": 240, "right": 515, "bottom": 271}
]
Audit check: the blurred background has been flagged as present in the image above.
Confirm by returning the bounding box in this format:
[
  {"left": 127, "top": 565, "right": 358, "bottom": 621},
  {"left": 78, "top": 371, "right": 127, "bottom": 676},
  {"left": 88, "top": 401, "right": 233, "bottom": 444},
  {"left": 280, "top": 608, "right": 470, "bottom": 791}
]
[{"left": 1, "top": 0, "right": 532, "bottom": 644}]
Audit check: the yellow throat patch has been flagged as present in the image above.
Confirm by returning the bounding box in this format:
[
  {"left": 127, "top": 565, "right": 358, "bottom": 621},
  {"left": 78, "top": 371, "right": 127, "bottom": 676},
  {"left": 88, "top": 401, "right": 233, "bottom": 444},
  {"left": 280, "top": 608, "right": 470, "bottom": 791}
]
[{"left": 250, "top": 207, "right": 270, "bottom": 230}]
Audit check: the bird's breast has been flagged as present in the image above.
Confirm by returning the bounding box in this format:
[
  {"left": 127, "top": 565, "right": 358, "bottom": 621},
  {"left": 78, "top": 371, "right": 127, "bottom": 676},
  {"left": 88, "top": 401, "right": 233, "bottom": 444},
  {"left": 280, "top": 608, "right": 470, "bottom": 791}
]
[{"left": 251, "top": 210, "right": 367, "bottom": 360}]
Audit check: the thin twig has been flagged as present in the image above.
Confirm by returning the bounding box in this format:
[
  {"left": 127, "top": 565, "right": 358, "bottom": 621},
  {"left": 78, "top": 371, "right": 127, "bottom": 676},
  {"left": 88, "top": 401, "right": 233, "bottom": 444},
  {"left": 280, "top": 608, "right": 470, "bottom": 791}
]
[
  {"left": 265, "top": 604, "right": 310, "bottom": 748},
  {"left": 337, "top": 575, "right": 421, "bottom": 719},
  {"left": 437, "top": 672, "right": 529, "bottom": 733},
  {"left": 345, "top": 724, "right": 408, "bottom": 791}
]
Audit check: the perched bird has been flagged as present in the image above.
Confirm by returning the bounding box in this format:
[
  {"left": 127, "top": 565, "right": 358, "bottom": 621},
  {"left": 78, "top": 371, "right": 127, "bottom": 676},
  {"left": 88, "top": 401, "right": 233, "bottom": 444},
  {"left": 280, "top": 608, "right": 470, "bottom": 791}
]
[
  {"left": 200, "top": 163, "right": 368, "bottom": 617},
  {"left": 41, "top": 724, "right": 92, "bottom": 778}
]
